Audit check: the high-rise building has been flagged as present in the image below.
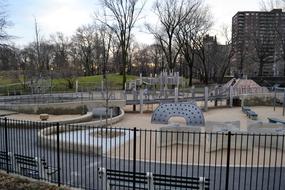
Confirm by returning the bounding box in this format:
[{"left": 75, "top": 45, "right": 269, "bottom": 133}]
[{"left": 232, "top": 9, "right": 285, "bottom": 77}]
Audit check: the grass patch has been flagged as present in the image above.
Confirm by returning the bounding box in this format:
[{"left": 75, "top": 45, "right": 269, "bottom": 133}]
[
  {"left": 37, "top": 105, "right": 88, "bottom": 115},
  {"left": 51, "top": 74, "right": 137, "bottom": 91},
  {"left": 0, "top": 73, "right": 138, "bottom": 95}
]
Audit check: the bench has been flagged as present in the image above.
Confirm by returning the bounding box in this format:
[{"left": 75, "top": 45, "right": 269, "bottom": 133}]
[
  {"left": 0, "top": 151, "right": 57, "bottom": 181},
  {"left": 268, "top": 117, "right": 285, "bottom": 124},
  {"left": 247, "top": 111, "right": 258, "bottom": 120},
  {"left": 98, "top": 167, "right": 209, "bottom": 190},
  {"left": 0, "top": 151, "right": 12, "bottom": 171}
]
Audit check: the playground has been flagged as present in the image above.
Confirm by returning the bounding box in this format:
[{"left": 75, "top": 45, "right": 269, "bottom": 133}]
[{"left": 1, "top": 75, "right": 285, "bottom": 190}]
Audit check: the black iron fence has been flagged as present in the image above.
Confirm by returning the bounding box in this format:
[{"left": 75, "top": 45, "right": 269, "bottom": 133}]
[{"left": 0, "top": 117, "right": 285, "bottom": 190}]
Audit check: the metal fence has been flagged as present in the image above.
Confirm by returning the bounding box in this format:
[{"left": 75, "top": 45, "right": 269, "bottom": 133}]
[{"left": 0, "top": 118, "right": 285, "bottom": 190}]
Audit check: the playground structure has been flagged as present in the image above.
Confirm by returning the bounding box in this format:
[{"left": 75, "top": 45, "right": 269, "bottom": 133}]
[
  {"left": 151, "top": 102, "right": 205, "bottom": 126},
  {"left": 0, "top": 77, "right": 277, "bottom": 119},
  {"left": 126, "top": 71, "right": 183, "bottom": 90},
  {"left": 126, "top": 77, "right": 271, "bottom": 114}
]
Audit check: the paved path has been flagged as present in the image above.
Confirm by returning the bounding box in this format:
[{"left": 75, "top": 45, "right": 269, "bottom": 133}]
[{"left": 0, "top": 127, "right": 284, "bottom": 190}]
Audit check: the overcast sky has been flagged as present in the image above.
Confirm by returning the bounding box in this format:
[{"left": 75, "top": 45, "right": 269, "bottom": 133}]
[{"left": 6, "top": 0, "right": 261, "bottom": 47}]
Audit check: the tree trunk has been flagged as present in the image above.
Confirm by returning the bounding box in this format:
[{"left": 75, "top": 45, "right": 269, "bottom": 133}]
[
  {"left": 258, "top": 61, "right": 264, "bottom": 76},
  {"left": 122, "top": 46, "right": 127, "bottom": 90},
  {"left": 188, "top": 66, "right": 193, "bottom": 87}
]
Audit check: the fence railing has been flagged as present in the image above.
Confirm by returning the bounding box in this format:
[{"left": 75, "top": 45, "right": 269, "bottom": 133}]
[{"left": 0, "top": 118, "right": 284, "bottom": 190}]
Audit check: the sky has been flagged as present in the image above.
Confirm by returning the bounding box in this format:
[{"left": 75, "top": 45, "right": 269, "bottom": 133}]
[{"left": 5, "top": 0, "right": 261, "bottom": 47}]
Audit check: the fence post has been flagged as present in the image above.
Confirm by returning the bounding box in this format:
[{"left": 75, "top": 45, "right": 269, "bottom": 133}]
[
  {"left": 199, "top": 177, "right": 206, "bottom": 190},
  {"left": 146, "top": 172, "right": 154, "bottom": 190},
  {"left": 225, "top": 131, "right": 231, "bottom": 190},
  {"left": 133, "top": 127, "right": 137, "bottom": 190},
  {"left": 4, "top": 117, "right": 9, "bottom": 173},
  {"left": 56, "top": 123, "right": 61, "bottom": 186},
  {"left": 98, "top": 167, "right": 108, "bottom": 190}
]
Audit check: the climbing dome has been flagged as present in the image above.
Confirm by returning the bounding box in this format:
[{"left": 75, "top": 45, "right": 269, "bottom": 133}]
[{"left": 151, "top": 102, "right": 205, "bottom": 126}]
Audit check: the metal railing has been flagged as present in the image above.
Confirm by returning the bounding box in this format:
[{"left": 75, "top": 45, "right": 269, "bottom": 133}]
[{"left": 0, "top": 118, "right": 284, "bottom": 189}]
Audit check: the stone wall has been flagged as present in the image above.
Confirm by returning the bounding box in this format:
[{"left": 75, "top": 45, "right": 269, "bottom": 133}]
[{"left": 0, "top": 100, "right": 126, "bottom": 114}]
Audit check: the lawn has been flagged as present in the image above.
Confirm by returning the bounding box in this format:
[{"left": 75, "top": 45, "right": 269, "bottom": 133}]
[
  {"left": 52, "top": 74, "right": 137, "bottom": 91},
  {"left": 0, "top": 73, "right": 138, "bottom": 95}
]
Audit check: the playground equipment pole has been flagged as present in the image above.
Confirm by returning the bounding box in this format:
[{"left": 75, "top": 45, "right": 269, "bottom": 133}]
[
  {"left": 214, "top": 85, "right": 218, "bottom": 107},
  {"left": 174, "top": 87, "right": 178, "bottom": 103},
  {"left": 204, "top": 87, "right": 208, "bottom": 112},
  {"left": 140, "top": 89, "right": 143, "bottom": 114},
  {"left": 274, "top": 87, "right": 276, "bottom": 111},
  {"left": 229, "top": 86, "right": 233, "bottom": 108},
  {"left": 133, "top": 88, "right": 137, "bottom": 111},
  {"left": 191, "top": 86, "right": 195, "bottom": 99},
  {"left": 282, "top": 88, "right": 285, "bottom": 116},
  {"left": 75, "top": 80, "right": 78, "bottom": 93}
]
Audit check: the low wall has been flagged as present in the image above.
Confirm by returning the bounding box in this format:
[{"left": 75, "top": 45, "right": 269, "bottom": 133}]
[
  {"left": 0, "top": 100, "right": 126, "bottom": 114},
  {"left": 37, "top": 108, "right": 125, "bottom": 155},
  {"left": 158, "top": 124, "right": 202, "bottom": 147},
  {"left": 157, "top": 121, "right": 285, "bottom": 152},
  {"left": 2, "top": 112, "right": 94, "bottom": 128},
  {"left": 240, "top": 93, "right": 275, "bottom": 106}
]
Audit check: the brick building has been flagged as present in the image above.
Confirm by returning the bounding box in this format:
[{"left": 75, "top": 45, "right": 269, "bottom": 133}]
[{"left": 232, "top": 9, "right": 285, "bottom": 77}]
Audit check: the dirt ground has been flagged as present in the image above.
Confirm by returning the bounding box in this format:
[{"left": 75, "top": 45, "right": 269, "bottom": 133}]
[
  {"left": 108, "top": 106, "right": 285, "bottom": 166},
  {"left": 5, "top": 114, "right": 81, "bottom": 122},
  {"left": 116, "top": 105, "right": 285, "bottom": 129},
  {"left": 0, "top": 171, "right": 69, "bottom": 190}
]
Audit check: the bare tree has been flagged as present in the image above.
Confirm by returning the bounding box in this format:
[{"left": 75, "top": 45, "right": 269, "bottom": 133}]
[
  {"left": 0, "top": 1, "right": 10, "bottom": 45},
  {"left": 97, "top": 24, "right": 113, "bottom": 79},
  {"left": 252, "top": 32, "right": 274, "bottom": 76},
  {"left": 0, "top": 45, "right": 17, "bottom": 70},
  {"left": 149, "top": 43, "right": 164, "bottom": 74},
  {"left": 192, "top": 35, "right": 209, "bottom": 83},
  {"left": 260, "top": 0, "right": 285, "bottom": 10},
  {"left": 147, "top": 0, "right": 201, "bottom": 72},
  {"left": 214, "top": 25, "right": 234, "bottom": 83},
  {"left": 267, "top": 5, "right": 285, "bottom": 76},
  {"left": 175, "top": 2, "right": 212, "bottom": 85},
  {"left": 72, "top": 24, "right": 99, "bottom": 76},
  {"left": 275, "top": 19, "right": 285, "bottom": 75},
  {"left": 40, "top": 41, "right": 54, "bottom": 70},
  {"left": 97, "top": 0, "right": 145, "bottom": 89},
  {"left": 34, "top": 18, "right": 43, "bottom": 71},
  {"left": 51, "top": 32, "right": 78, "bottom": 89},
  {"left": 51, "top": 32, "right": 70, "bottom": 68}
]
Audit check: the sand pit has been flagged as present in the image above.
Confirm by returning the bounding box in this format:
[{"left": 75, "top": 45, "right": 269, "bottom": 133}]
[
  {"left": 5, "top": 106, "right": 283, "bottom": 127},
  {"left": 115, "top": 106, "right": 285, "bottom": 129},
  {"left": 107, "top": 106, "right": 285, "bottom": 166},
  {"left": 4, "top": 113, "right": 82, "bottom": 122}
]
